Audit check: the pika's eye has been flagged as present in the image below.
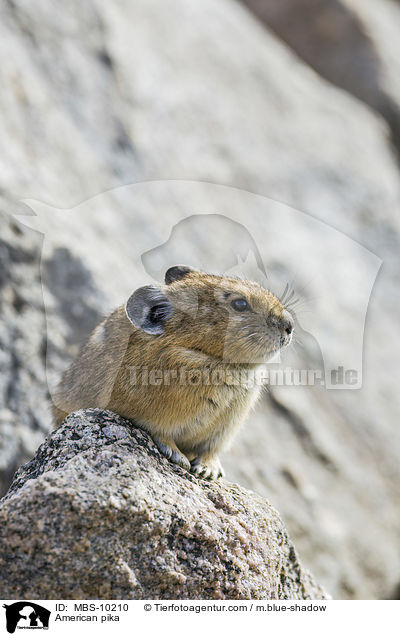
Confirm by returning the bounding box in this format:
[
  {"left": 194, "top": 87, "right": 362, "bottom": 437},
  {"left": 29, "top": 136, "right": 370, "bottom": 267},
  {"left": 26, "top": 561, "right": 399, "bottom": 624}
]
[{"left": 231, "top": 298, "right": 250, "bottom": 312}]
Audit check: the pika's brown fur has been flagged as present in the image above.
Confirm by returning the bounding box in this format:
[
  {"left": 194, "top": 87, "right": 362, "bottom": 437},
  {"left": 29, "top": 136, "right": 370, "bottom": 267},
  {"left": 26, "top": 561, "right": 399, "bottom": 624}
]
[{"left": 53, "top": 266, "right": 294, "bottom": 479}]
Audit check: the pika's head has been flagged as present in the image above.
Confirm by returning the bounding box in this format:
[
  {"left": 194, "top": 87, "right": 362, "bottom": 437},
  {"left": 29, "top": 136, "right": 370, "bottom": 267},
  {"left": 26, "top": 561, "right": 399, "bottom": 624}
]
[{"left": 125, "top": 266, "right": 294, "bottom": 364}]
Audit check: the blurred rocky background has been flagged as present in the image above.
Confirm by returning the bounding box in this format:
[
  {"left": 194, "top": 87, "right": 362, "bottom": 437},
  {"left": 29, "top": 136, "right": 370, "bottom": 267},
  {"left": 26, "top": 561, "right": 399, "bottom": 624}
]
[{"left": 0, "top": 0, "right": 399, "bottom": 599}]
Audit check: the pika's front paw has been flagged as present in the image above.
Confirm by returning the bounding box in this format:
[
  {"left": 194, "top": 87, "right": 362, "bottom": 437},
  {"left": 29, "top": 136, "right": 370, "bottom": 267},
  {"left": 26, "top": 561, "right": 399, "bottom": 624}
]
[
  {"left": 154, "top": 438, "right": 191, "bottom": 471},
  {"left": 190, "top": 457, "right": 225, "bottom": 481}
]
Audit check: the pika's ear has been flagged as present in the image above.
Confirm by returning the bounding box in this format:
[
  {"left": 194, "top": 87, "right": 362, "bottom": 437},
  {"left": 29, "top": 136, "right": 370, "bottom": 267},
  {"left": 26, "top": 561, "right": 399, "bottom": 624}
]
[
  {"left": 165, "top": 265, "right": 195, "bottom": 285},
  {"left": 125, "top": 286, "right": 173, "bottom": 335}
]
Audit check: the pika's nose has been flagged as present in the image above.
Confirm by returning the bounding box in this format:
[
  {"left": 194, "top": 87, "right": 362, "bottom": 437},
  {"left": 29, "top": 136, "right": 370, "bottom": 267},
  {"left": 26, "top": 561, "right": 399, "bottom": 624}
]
[{"left": 281, "top": 310, "right": 294, "bottom": 335}]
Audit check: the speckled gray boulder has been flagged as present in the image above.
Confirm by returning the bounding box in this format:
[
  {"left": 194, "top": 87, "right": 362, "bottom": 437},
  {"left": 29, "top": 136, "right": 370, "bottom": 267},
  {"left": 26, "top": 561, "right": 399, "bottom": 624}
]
[{"left": 0, "top": 409, "right": 327, "bottom": 600}]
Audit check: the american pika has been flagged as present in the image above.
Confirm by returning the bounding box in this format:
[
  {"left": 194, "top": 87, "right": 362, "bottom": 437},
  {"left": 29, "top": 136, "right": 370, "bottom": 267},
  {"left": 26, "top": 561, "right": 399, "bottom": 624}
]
[{"left": 53, "top": 266, "right": 294, "bottom": 479}]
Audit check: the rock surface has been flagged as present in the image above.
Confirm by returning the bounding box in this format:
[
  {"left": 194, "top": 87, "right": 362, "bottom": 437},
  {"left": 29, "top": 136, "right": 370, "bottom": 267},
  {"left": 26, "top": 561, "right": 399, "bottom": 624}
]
[
  {"left": 241, "top": 0, "right": 400, "bottom": 153},
  {"left": 0, "top": 409, "right": 327, "bottom": 600},
  {"left": 0, "top": 0, "right": 399, "bottom": 600}
]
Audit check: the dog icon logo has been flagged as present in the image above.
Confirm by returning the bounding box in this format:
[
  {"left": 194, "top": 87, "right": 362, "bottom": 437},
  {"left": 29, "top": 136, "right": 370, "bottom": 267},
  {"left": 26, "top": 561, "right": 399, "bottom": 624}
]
[{"left": 3, "top": 602, "right": 50, "bottom": 633}]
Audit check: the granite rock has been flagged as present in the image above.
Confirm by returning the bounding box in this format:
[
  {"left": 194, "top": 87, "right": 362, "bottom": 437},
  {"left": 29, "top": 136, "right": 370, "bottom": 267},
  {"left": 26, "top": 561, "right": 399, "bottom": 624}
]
[{"left": 0, "top": 409, "right": 327, "bottom": 600}]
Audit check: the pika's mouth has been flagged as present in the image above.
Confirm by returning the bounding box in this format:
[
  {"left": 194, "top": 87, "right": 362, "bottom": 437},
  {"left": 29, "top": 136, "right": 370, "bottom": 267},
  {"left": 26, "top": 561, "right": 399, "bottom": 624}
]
[
  {"left": 222, "top": 313, "right": 294, "bottom": 363},
  {"left": 280, "top": 331, "right": 293, "bottom": 349},
  {"left": 261, "top": 327, "right": 293, "bottom": 361}
]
